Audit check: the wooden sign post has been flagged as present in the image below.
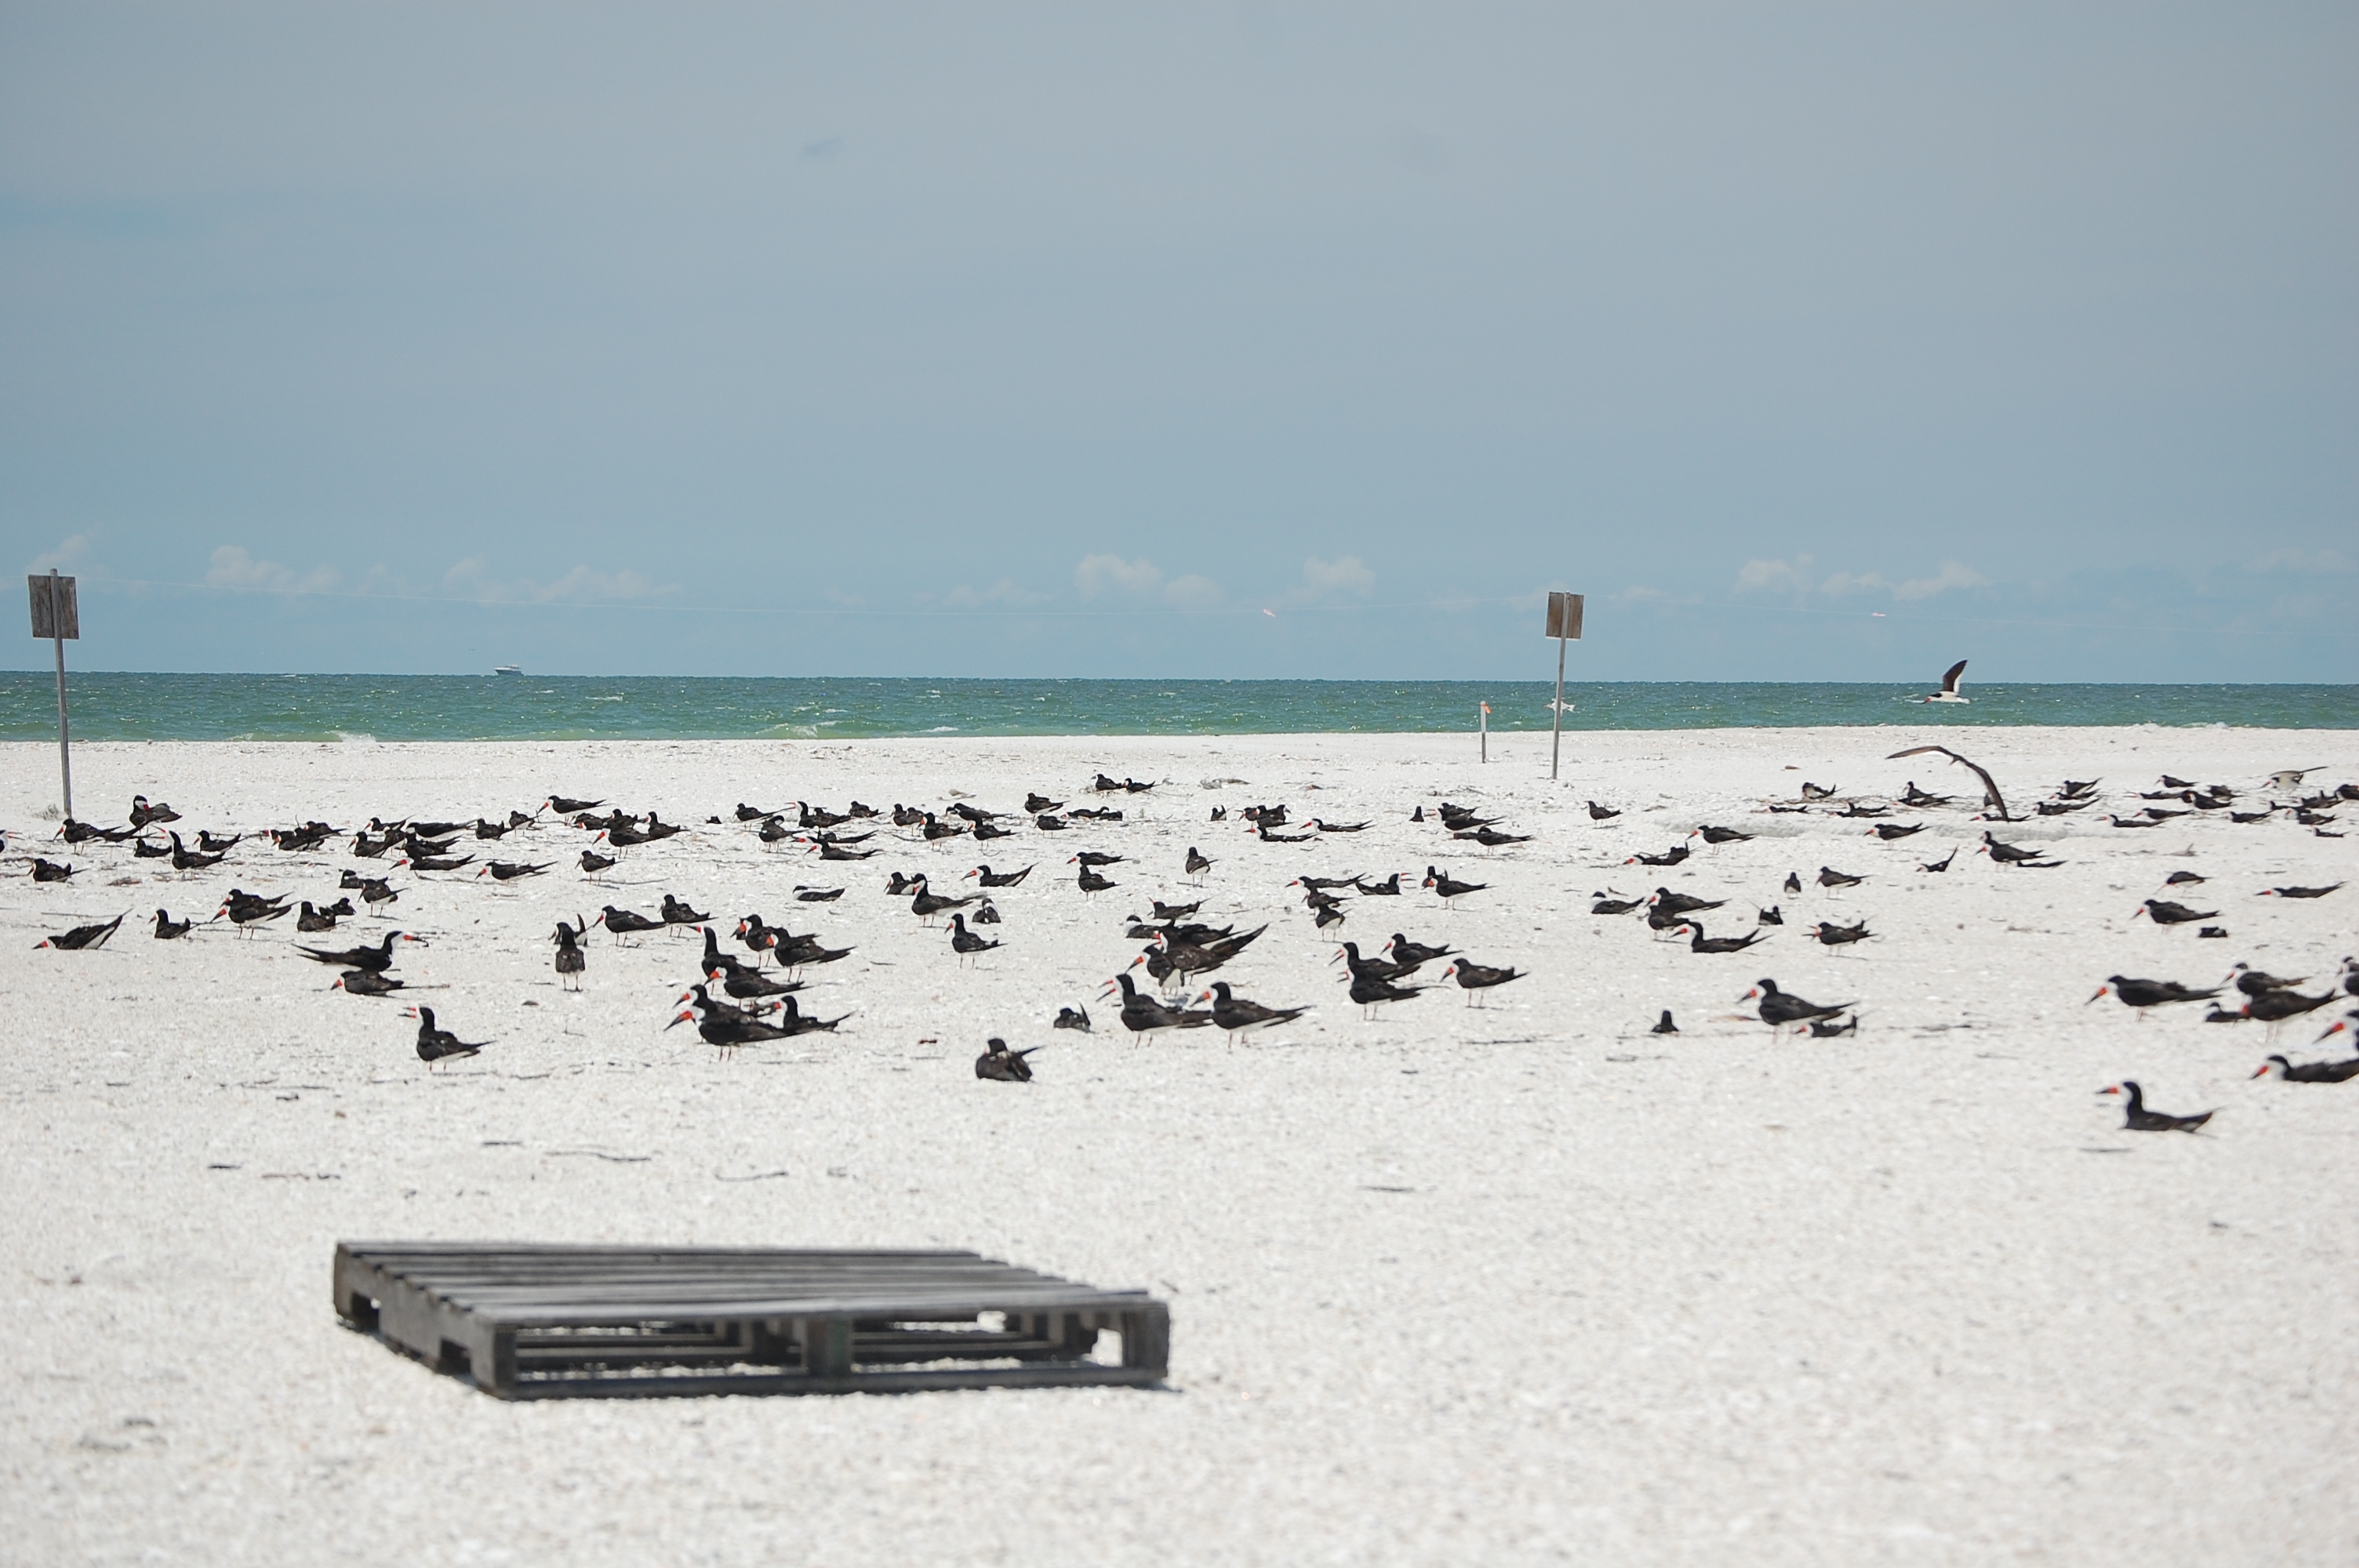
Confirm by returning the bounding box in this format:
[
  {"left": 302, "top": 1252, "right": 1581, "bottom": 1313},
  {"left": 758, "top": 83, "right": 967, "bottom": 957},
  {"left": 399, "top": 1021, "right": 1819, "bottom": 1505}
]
[
  {"left": 28, "top": 571, "right": 78, "bottom": 820},
  {"left": 1544, "top": 591, "right": 1583, "bottom": 781}
]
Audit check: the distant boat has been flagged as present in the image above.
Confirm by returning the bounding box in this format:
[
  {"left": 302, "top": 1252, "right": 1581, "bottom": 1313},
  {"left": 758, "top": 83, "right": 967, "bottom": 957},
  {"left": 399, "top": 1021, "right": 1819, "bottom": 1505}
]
[{"left": 493, "top": 665, "right": 522, "bottom": 676}]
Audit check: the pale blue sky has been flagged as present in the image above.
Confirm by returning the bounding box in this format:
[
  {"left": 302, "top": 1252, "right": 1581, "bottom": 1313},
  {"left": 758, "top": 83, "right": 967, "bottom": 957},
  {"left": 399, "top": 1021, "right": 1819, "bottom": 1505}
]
[{"left": 3, "top": 3, "right": 2353, "bottom": 681}]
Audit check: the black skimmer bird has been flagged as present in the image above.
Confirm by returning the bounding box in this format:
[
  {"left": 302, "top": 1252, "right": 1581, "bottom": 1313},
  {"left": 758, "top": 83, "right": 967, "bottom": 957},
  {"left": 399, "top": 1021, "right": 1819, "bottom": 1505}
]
[
  {"left": 1920, "top": 659, "right": 1969, "bottom": 703},
  {"left": 478, "top": 861, "right": 551, "bottom": 882},
  {"left": 1692, "top": 825, "right": 1754, "bottom": 845},
  {"left": 59, "top": 819, "right": 133, "bottom": 844},
  {"left": 976, "top": 1038, "right": 1038, "bottom": 1081},
  {"left": 296, "top": 931, "right": 416, "bottom": 971},
  {"left": 1837, "top": 803, "right": 1890, "bottom": 819},
  {"left": 1335, "top": 942, "right": 1416, "bottom": 984},
  {"left": 794, "top": 886, "right": 845, "bottom": 902},
  {"left": 666, "top": 1006, "right": 792, "bottom": 1050},
  {"left": 152, "top": 909, "right": 194, "bottom": 940},
  {"left": 2097, "top": 1080, "right": 2212, "bottom": 1132},
  {"left": 219, "top": 889, "right": 292, "bottom": 935},
  {"left": 2088, "top": 975, "right": 2219, "bottom": 1011},
  {"left": 1813, "top": 920, "right": 1873, "bottom": 946},
  {"left": 972, "top": 898, "right": 1001, "bottom": 925},
  {"left": 167, "top": 833, "right": 224, "bottom": 873},
  {"left": 129, "top": 795, "right": 181, "bottom": 828},
  {"left": 579, "top": 848, "right": 618, "bottom": 879},
  {"left": 1456, "top": 826, "right": 1531, "bottom": 846},
  {"left": 1757, "top": 905, "right": 1784, "bottom": 925},
  {"left": 1053, "top": 1005, "right": 1092, "bottom": 1033},
  {"left": 333, "top": 969, "right": 405, "bottom": 997},
  {"left": 30, "top": 858, "right": 75, "bottom": 883},
  {"left": 1347, "top": 971, "right": 1425, "bottom": 1014},
  {"left": 1100, "top": 973, "right": 1213, "bottom": 1033},
  {"left": 660, "top": 894, "right": 712, "bottom": 927},
  {"left": 1184, "top": 847, "right": 1215, "bottom": 880},
  {"left": 1440, "top": 960, "right": 1521, "bottom": 1004},
  {"left": 1591, "top": 895, "right": 1645, "bottom": 915},
  {"left": 1387, "top": 935, "right": 1459, "bottom": 969},
  {"left": 594, "top": 906, "right": 664, "bottom": 944},
  {"left": 553, "top": 920, "right": 587, "bottom": 990},
  {"left": 1651, "top": 1010, "right": 1678, "bottom": 1033},
  {"left": 1354, "top": 873, "right": 1405, "bottom": 896},
  {"left": 1587, "top": 801, "right": 1621, "bottom": 821},
  {"left": 1150, "top": 899, "right": 1204, "bottom": 922},
  {"left": 2164, "top": 870, "right": 2206, "bottom": 887},
  {"left": 2135, "top": 899, "right": 2217, "bottom": 926},
  {"left": 2226, "top": 964, "right": 2304, "bottom": 997},
  {"left": 2253, "top": 1052, "right": 2359, "bottom": 1083},
  {"left": 1675, "top": 922, "right": 1767, "bottom": 955},
  {"left": 1423, "top": 866, "right": 1485, "bottom": 903},
  {"left": 1651, "top": 890, "right": 1725, "bottom": 916},
  {"left": 358, "top": 878, "right": 400, "bottom": 916},
  {"left": 1886, "top": 744, "right": 2009, "bottom": 817},
  {"left": 399, "top": 851, "right": 475, "bottom": 873},
  {"left": 1816, "top": 866, "right": 1864, "bottom": 889},
  {"left": 968, "top": 864, "right": 1034, "bottom": 887},
  {"left": 947, "top": 913, "right": 1001, "bottom": 964},
  {"left": 1869, "top": 823, "right": 1925, "bottom": 841},
  {"left": 1805, "top": 1015, "right": 1859, "bottom": 1037},
  {"left": 1075, "top": 865, "right": 1117, "bottom": 897},
  {"left": 296, "top": 901, "right": 340, "bottom": 933},
  {"left": 1626, "top": 845, "right": 1691, "bottom": 868},
  {"left": 2035, "top": 798, "right": 2095, "bottom": 816},
  {"left": 1314, "top": 904, "right": 1347, "bottom": 929},
  {"left": 1899, "top": 782, "right": 1953, "bottom": 807},
  {"left": 1024, "top": 793, "right": 1064, "bottom": 814},
  {"left": 2259, "top": 884, "right": 2343, "bottom": 899},
  {"left": 2241, "top": 989, "right": 2333, "bottom": 1025},
  {"left": 1743, "top": 979, "right": 1849, "bottom": 1028},
  {"left": 405, "top": 1007, "right": 489, "bottom": 1068},
  {"left": 1199, "top": 982, "right": 1309, "bottom": 1031},
  {"left": 1799, "top": 782, "right": 1839, "bottom": 800},
  {"left": 908, "top": 877, "right": 979, "bottom": 921},
  {"left": 133, "top": 836, "right": 171, "bottom": 859},
  {"left": 1783, "top": 871, "right": 1803, "bottom": 894}
]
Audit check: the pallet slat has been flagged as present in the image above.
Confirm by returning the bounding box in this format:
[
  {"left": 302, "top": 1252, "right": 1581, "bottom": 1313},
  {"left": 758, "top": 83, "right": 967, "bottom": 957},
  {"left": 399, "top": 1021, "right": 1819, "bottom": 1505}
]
[{"left": 334, "top": 1241, "right": 1169, "bottom": 1399}]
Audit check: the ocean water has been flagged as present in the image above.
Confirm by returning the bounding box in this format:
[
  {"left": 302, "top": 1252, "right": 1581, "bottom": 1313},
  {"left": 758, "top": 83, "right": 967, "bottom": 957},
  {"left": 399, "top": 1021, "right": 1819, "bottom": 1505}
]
[{"left": 0, "top": 674, "right": 2350, "bottom": 742}]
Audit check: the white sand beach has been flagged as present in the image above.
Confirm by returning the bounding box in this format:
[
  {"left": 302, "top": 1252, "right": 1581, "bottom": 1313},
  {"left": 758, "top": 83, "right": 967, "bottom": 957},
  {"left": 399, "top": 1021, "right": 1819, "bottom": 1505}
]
[{"left": 3, "top": 727, "right": 2356, "bottom": 1566}]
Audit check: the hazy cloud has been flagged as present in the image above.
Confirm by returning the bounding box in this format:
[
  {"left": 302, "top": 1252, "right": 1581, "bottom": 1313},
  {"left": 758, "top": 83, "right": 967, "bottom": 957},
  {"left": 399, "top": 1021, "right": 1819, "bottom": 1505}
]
[
  {"left": 443, "top": 557, "right": 677, "bottom": 604},
  {"left": 1299, "top": 555, "right": 1376, "bottom": 598},
  {"left": 1162, "top": 574, "right": 1224, "bottom": 611},
  {"left": 206, "top": 545, "right": 340, "bottom": 594},
  {"left": 1743, "top": 556, "right": 1986, "bottom": 603},
  {"left": 1892, "top": 561, "right": 1990, "bottom": 601},
  {"left": 28, "top": 534, "right": 92, "bottom": 573},
  {"left": 1074, "top": 554, "right": 1164, "bottom": 599},
  {"left": 1736, "top": 556, "right": 1813, "bottom": 596},
  {"left": 943, "top": 578, "right": 1049, "bottom": 610}
]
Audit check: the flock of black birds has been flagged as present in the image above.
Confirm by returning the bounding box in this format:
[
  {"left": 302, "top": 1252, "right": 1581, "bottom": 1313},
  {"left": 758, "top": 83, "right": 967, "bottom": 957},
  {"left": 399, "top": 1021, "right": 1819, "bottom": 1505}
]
[
  {"left": 16, "top": 778, "right": 1535, "bottom": 1079},
  {"left": 16, "top": 758, "right": 2354, "bottom": 1124}
]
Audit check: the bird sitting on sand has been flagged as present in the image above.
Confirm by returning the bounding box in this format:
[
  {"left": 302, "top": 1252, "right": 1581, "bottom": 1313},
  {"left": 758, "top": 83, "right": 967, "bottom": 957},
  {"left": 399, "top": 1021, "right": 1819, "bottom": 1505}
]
[
  {"left": 31, "top": 858, "right": 75, "bottom": 882},
  {"left": 1813, "top": 920, "right": 1874, "bottom": 946},
  {"left": 38, "top": 913, "right": 125, "bottom": 950},
  {"left": 1805, "top": 1015, "right": 1859, "bottom": 1037},
  {"left": 2259, "top": 884, "right": 2343, "bottom": 899},
  {"left": 1817, "top": 866, "right": 1864, "bottom": 889},
  {"left": 333, "top": 969, "right": 405, "bottom": 997},
  {"left": 296, "top": 931, "right": 416, "bottom": 971},
  {"left": 480, "top": 860, "right": 552, "bottom": 882},
  {"left": 405, "top": 1006, "right": 489, "bottom": 1068},
  {"left": 1744, "top": 978, "right": 1850, "bottom": 1028},
  {"left": 2135, "top": 899, "right": 2217, "bottom": 926},
  {"left": 1870, "top": 823, "right": 1925, "bottom": 840},
  {"left": 2088, "top": 975, "right": 2219, "bottom": 1012},
  {"left": 976, "top": 1038, "right": 1038, "bottom": 1081},
  {"left": 1918, "top": 849, "right": 1957, "bottom": 873},
  {"left": 2252, "top": 1052, "right": 2359, "bottom": 1083},
  {"left": 1674, "top": 922, "right": 1768, "bottom": 955},
  {"left": 153, "top": 909, "right": 194, "bottom": 940},
  {"left": 2097, "top": 1080, "right": 2213, "bottom": 1133},
  {"left": 1053, "top": 1005, "right": 1092, "bottom": 1033},
  {"left": 1651, "top": 1010, "right": 1678, "bottom": 1034}
]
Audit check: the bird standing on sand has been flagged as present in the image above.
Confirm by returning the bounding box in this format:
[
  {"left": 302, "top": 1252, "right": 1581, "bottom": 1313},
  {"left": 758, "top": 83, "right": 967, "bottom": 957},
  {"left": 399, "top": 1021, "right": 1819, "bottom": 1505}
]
[
  {"left": 553, "top": 918, "right": 587, "bottom": 990},
  {"left": 1441, "top": 960, "right": 1522, "bottom": 1004},
  {"left": 1199, "top": 982, "right": 1309, "bottom": 1032},
  {"left": 1423, "top": 866, "right": 1486, "bottom": 903},
  {"left": 1185, "top": 847, "right": 1215, "bottom": 881},
  {"left": 948, "top": 913, "right": 1001, "bottom": 964},
  {"left": 2097, "top": 1081, "right": 2213, "bottom": 1132},
  {"left": 1100, "top": 973, "right": 1213, "bottom": 1033}
]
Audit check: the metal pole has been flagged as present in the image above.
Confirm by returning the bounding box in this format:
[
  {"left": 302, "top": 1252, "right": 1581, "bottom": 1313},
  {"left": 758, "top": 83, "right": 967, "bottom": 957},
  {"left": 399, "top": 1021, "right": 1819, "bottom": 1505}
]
[
  {"left": 49, "top": 571, "right": 72, "bottom": 821},
  {"left": 1479, "top": 702, "right": 1488, "bottom": 764},
  {"left": 1550, "top": 635, "right": 1566, "bottom": 781}
]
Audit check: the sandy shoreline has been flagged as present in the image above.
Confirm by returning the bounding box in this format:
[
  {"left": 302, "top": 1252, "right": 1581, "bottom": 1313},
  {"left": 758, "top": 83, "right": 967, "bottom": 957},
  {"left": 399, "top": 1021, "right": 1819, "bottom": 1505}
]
[{"left": 4, "top": 728, "right": 2356, "bottom": 1566}]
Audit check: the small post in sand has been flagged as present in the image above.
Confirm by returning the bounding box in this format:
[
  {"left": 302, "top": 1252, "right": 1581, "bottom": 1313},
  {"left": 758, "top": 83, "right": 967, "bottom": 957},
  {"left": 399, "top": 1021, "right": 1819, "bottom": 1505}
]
[
  {"left": 27, "top": 570, "right": 78, "bottom": 819},
  {"left": 1544, "top": 591, "right": 1583, "bottom": 781},
  {"left": 1479, "top": 701, "right": 1489, "bottom": 763}
]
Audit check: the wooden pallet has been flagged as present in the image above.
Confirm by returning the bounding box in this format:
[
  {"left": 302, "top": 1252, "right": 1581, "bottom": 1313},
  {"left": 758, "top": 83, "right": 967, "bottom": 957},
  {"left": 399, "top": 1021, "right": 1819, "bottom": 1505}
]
[{"left": 334, "top": 1241, "right": 1169, "bottom": 1399}]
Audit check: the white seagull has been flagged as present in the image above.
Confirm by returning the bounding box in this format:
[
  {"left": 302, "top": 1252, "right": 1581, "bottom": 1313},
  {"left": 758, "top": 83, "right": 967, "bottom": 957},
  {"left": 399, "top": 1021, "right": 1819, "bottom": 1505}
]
[{"left": 1920, "top": 659, "right": 1969, "bottom": 704}]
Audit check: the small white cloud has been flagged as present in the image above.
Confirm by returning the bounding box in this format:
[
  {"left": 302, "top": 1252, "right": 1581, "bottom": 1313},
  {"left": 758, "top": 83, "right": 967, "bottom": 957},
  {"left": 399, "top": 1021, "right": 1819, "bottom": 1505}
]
[
  {"left": 207, "top": 545, "right": 340, "bottom": 594},
  {"left": 28, "top": 534, "right": 90, "bottom": 573},
  {"left": 1299, "top": 555, "right": 1376, "bottom": 598},
  {"left": 1817, "top": 571, "right": 1894, "bottom": 598},
  {"left": 1736, "top": 556, "right": 1812, "bottom": 595},
  {"left": 1074, "top": 554, "right": 1165, "bottom": 599},
  {"left": 444, "top": 556, "right": 677, "bottom": 604},
  {"left": 2248, "top": 546, "right": 2353, "bottom": 576},
  {"left": 1893, "top": 561, "right": 1989, "bottom": 601},
  {"left": 1161, "top": 574, "right": 1225, "bottom": 611}
]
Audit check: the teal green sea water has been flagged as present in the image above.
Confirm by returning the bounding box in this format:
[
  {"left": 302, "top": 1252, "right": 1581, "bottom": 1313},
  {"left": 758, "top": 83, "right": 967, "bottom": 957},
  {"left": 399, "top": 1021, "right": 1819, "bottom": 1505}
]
[{"left": 0, "top": 674, "right": 2350, "bottom": 742}]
